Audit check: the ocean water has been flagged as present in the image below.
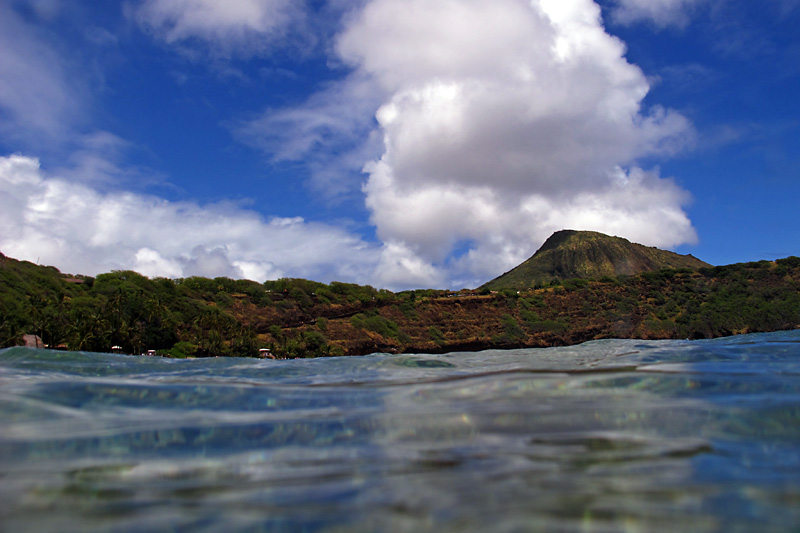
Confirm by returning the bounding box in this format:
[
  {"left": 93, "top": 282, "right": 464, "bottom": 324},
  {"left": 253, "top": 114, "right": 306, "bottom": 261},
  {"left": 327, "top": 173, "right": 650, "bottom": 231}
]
[{"left": 1, "top": 331, "right": 800, "bottom": 532}]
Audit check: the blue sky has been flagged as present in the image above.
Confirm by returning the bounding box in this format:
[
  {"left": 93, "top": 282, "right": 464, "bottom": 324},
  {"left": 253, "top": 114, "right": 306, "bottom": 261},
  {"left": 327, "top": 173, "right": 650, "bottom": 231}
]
[{"left": 1, "top": 0, "right": 798, "bottom": 290}]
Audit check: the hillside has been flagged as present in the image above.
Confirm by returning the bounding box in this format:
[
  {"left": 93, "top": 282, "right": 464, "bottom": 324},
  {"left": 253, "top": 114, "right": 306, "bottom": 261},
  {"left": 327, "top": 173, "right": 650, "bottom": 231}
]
[
  {"left": 482, "top": 230, "right": 711, "bottom": 290},
  {"left": 2, "top": 250, "right": 800, "bottom": 358}
]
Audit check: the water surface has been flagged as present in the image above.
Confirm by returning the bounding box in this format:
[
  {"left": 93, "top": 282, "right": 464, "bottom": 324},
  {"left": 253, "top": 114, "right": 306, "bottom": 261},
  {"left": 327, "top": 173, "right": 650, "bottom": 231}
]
[{"left": 2, "top": 331, "right": 800, "bottom": 531}]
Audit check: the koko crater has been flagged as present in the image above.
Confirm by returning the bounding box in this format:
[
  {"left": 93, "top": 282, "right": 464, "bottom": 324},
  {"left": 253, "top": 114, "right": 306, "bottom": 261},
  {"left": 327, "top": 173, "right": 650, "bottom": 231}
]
[
  {"left": 2, "top": 230, "right": 799, "bottom": 358},
  {"left": 482, "top": 230, "right": 711, "bottom": 290}
]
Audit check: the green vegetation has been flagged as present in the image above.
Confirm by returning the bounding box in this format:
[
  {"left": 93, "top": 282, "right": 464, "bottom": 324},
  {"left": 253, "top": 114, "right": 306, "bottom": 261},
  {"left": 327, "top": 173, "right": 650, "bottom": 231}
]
[
  {"left": 351, "top": 311, "right": 402, "bottom": 339},
  {"left": 428, "top": 326, "right": 445, "bottom": 346},
  {"left": 2, "top": 249, "right": 800, "bottom": 358},
  {"left": 495, "top": 314, "right": 526, "bottom": 344},
  {"left": 482, "top": 230, "right": 711, "bottom": 290}
]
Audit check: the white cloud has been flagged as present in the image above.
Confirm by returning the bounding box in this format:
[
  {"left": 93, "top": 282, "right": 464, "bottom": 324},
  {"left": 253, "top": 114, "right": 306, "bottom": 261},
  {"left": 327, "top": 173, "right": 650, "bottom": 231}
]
[
  {"left": 0, "top": 3, "right": 82, "bottom": 143},
  {"left": 332, "top": 0, "right": 698, "bottom": 288},
  {"left": 372, "top": 241, "right": 448, "bottom": 290},
  {"left": 364, "top": 162, "right": 695, "bottom": 288},
  {"left": 1, "top": 0, "right": 704, "bottom": 291},
  {"left": 0, "top": 154, "right": 379, "bottom": 283},
  {"left": 129, "top": 0, "right": 307, "bottom": 55},
  {"left": 609, "top": 0, "right": 707, "bottom": 27}
]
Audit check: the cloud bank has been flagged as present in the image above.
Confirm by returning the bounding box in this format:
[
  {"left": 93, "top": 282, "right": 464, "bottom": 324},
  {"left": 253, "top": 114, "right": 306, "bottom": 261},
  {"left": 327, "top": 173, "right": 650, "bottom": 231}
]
[
  {"left": 333, "top": 0, "right": 696, "bottom": 288},
  {"left": 1, "top": 0, "right": 701, "bottom": 290},
  {"left": 0, "top": 155, "right": 379, "bottom": 283}
]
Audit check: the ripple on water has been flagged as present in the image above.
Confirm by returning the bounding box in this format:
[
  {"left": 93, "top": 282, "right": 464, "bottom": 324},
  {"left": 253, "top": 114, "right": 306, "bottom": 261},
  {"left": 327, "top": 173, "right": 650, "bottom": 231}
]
[{"left": 1, "top": 331, "right": 800, "bottom": 531}]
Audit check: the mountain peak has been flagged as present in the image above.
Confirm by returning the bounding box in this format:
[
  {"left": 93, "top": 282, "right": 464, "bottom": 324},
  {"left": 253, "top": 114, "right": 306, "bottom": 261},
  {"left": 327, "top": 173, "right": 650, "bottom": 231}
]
[{"left": 481, "top": 230, "right": 710, "bottom": 290}]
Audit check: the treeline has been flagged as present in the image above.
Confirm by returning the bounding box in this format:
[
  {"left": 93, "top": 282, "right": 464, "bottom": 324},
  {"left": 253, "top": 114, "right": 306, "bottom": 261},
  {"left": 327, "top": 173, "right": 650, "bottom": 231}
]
[
  {"left": 2, "top": 252, "right": 800, "bottom": 358},
  {"left": 0, "top": 253, "right": 405, "bottom": 357},
  {"left": 529, "top": 258, "right": 800, "bottom": 342}
]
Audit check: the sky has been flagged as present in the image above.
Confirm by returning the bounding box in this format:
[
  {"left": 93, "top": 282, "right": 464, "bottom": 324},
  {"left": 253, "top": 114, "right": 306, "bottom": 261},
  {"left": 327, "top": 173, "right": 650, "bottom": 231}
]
[{"left": 1, "top": 0, "right": 798, "bottom": 291}]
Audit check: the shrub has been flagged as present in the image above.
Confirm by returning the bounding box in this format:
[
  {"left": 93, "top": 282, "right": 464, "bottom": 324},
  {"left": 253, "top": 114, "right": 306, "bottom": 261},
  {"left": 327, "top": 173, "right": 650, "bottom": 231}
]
[
  {"left": 499, "top": 314, "right": 526, "bottom": 342},
  {"left": 428, "top": 326, "right": 445, "bottom": 345},
  {"left": 168, "top": 341, "right": 196, "bottom": 358},
  {"left": 519, "top": 295, "right": 545, "bottom": 309},
  {"left": 351, "top": 313, "right": 401, "bottom": 338},
  {"left": 776, "top": 256, "right": 800, "bottom": 269},
  {"left": 562, "top": 278, "right": 589, "bottom": 290},
  {"left": 520, "top": 309, "right": 541, "bottom": 329},
  {"left": 527, "top": 320, "right": 567, "bottom": 334}
]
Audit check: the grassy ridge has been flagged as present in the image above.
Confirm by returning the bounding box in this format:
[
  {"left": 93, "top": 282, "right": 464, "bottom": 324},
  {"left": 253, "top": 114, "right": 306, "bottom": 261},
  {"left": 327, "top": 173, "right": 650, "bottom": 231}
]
[
  {"left": 2, "top": 252, "right": 799, "bottom": 358},
  {"left": 482, "top": 230, "right": 711, "bottom": 290}
]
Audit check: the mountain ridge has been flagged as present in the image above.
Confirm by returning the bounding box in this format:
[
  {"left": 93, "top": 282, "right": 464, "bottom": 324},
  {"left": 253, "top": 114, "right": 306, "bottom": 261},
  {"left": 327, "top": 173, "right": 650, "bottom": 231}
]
[
  {"left": 4, "top": 244, "right": 800, "bottom": 358},
  {"left": 481, "top": 230, "right": 711, "bottom": 290}
]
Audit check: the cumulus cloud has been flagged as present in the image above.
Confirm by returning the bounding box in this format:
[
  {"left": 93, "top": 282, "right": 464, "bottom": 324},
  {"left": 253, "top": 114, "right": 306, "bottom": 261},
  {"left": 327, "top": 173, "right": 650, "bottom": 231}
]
[
  {"left": 0, "top": 154, "right": 379, "bottom": 283},
  {"left": 2, "top": 0, "right": 703, "bottom": 291},
  {"left": 609, "top": 0, "right": 707, "bottom": 27},
  {"left": 331, "top": 0, "right": 697, "bottom": 288},
  {"left": 129, "top": 0, "right": 307, "bottom": 55}
]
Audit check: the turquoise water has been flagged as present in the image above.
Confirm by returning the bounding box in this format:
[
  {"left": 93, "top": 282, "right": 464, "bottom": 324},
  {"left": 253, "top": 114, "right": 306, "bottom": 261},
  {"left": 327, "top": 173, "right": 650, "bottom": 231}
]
[{"left": 2, "top": 331, "right": 800, "bottom": 532}]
